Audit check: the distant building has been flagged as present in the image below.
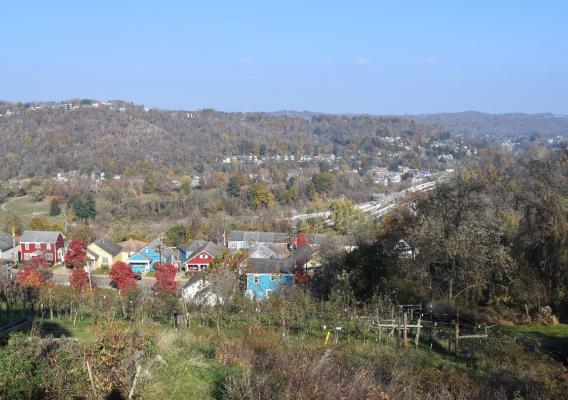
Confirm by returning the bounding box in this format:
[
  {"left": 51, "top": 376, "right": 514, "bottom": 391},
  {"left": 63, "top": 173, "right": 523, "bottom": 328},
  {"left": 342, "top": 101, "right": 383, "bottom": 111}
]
[
  {"left": 128, "top": 239, "right": 172, "bottom": 273},
  {"left": 244, "top": 258, "right": 295, "bottom": 301},
  {"left": 19, "top": 231, "right": 65, "bottom": 264},
  {"left": 227, "top": 231, "right": 290, "bottom": 250},
  {"left": 0, "top": 231, "right": 18, "bottom": 263},
  {"left": 184, "top": 241, "right": 225, "bottom": 273},
  {"left": 86, "top": 237, "right": 124, "bottom": 272}
]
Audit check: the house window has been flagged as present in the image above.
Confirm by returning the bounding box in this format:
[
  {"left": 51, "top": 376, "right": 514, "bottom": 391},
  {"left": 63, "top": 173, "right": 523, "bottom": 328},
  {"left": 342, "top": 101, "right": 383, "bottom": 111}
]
[
  {"left": 253, "top": 275, "right": 259, "bottom": 285},
  {"left": 200, "top": 254, "right": 207, "bottom": 259},
  {"left": 45, "top": 253, "right": 53, "bottom": 261},
  {"left": 200, "top": 264, "right": 207, "bottom": 270},
  {"left": 25, "top": 243, "right": 30, "bottom": 250},
  {"left": 24, "top": 253, "right": 31, "bottom": 260},
  {"left": 266, "top": 289, "right": 272, "bottom": 298},
  {"left": 46, "top": 243, "right": 51, "bottom": 250},
  {"left": 102, "top": 256, "right": 109, "bottom": 266}
]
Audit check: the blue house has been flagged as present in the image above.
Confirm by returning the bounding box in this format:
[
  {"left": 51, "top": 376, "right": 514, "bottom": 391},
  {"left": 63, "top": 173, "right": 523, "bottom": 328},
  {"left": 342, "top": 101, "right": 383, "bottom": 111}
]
[
  {"left": 245, "top": 258, "right": 295, "bottom": 301},
  {"left": 128, "top": 239, "right": 173, "bottom": 273}
]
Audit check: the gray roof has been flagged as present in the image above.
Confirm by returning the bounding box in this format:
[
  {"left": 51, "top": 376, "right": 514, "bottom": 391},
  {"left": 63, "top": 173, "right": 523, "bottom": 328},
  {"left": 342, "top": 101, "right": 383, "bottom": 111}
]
[
  {"left": 183, "top": 270, "right": 207, "bottom": 288},
  {"left": 228, "top": 231, "right": 290, "bottom": 244},
  {"left": 183, "top": 240, "right": 209, "bottom": 253},
  {"left": 248, "top": 243, "right": 279, "bottom": 259},
  {"left": 246, "top": 258, "right": 295, "bottom": 274},
  {"left": 20, "top": 230, "right": 63, "bottom": 243},
  {"left": 0, "top": 232, "right": 14, "bottom": 252},
  {"left": 93, "top": 236, "right": 123, "bottom": 257},
  {"left": 189, "top": 241, "right": 225, "bottom": 259}
]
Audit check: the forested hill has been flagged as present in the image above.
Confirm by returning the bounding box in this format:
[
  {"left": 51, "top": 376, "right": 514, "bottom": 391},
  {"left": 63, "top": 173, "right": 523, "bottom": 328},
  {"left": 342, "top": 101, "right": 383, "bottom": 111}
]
[
  {"left": 0, "top": 100, "right": 446, "bottom": 179},
  {"left": 409, "top": 111, "right": 568, "bottom": 138}
]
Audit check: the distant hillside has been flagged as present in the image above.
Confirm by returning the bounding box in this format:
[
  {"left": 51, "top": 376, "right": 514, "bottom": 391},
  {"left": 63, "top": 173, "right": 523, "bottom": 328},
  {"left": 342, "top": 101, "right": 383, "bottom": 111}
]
[
  {"left": 409, "top": 111, "right": 568, "bottom": 138},
  {"left": 0, "top": 100, "right": 445, "bottom": 179}
]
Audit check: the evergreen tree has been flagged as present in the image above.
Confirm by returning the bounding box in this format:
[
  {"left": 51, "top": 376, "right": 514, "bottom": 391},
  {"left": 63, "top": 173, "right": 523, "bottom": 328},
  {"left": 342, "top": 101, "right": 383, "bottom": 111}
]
[{"left": 49, "top": 198, "right": 61, "bottom": 216}]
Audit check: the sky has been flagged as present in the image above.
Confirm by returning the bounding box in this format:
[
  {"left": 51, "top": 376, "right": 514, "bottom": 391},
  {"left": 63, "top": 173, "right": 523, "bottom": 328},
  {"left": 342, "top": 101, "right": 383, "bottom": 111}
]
[{"left": 1, "top": 1, "right": 567, "bottom": 114}]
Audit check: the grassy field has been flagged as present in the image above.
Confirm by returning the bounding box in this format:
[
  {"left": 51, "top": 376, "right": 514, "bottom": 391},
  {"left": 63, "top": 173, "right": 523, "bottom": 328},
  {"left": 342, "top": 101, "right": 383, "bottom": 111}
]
[
  {"left": 500, "top": 323, "right": 568, "bottom": 363},
  {"left": 0, "top": 195, "right": 65, "bottom": 229},
  {"left": 36, "top": 317, "right": 97, "bottom": 342}
]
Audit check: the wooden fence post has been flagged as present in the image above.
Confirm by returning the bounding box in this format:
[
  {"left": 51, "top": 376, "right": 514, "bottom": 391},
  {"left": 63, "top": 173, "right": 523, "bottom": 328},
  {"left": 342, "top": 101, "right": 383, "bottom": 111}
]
[
  {"left": 403, "top": 312, "right": 408, "bottom": 348},
  {"left": 414, "top": 315, "right": 421, "bottom": 349}
]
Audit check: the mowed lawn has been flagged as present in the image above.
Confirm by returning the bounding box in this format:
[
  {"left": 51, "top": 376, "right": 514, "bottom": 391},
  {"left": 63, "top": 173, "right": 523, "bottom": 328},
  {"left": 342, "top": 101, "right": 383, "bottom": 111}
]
[{"left": 0, "top": 195, "right": 65, "bottom": 229}]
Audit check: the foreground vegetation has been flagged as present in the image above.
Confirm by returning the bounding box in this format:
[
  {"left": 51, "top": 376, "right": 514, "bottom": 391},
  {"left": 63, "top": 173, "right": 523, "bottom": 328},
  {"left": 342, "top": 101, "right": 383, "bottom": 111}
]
[{"left": 1, "top": 301, "right": 567, "bottom": 400}]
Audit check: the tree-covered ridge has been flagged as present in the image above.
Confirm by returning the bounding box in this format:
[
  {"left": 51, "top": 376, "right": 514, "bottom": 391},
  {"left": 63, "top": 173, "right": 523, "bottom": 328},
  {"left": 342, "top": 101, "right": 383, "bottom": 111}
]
[{"left": 0, "top": 100, "right": 458, "bottom": 179}]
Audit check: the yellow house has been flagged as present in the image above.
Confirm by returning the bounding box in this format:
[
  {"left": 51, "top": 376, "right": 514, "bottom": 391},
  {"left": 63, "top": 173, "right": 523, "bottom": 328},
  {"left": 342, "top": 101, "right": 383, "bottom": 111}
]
[{"left": 86, "top": 237, "right": 124, "bottom": 271}]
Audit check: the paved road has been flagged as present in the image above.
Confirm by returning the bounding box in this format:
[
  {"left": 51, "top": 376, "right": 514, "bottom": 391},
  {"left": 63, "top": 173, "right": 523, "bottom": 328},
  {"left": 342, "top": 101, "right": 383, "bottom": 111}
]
[{"left": 51, "top": 269, "right": 185, "bottom": 293}]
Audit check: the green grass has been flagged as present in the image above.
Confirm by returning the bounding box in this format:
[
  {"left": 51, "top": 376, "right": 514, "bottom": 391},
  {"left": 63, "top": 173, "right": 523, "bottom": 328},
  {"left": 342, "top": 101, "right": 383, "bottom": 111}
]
[
  {"left": 0, "top": 195, "right": 65, "bottom": 228},
  {"left": 499, "top": 323, "right": 568, "bottom": 362},
  {"left": 142, "top": 328, "right": 239, "bottom": 400},
  {"left": 36, "top": 317, "right": 96, "bottom": 342}
]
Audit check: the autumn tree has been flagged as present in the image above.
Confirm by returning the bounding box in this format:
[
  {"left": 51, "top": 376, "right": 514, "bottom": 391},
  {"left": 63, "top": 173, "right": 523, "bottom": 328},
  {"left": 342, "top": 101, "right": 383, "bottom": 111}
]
[
  {"left": 329, "top": 199, "right": 367, "bottom": 235},
  {"left": 64, "top": 239, "right": 87, "bottom": 269},
  {"left": 179, "top": 175, "right": 192, "bottom": 194},
  {"left": 311, "top": 171, "right": 335, "bottom": 194},
  {"left": 16, "top": 258, "right": 52, "bottom": 290},
  {"left": 153, "top": 263, "right": 176, "bottom": 294},
  {"left": 4, "top": 213, "right": 23, "bottom": 235},
  {"left": 109, "top": 261, "right": 138, "bottom": 293},
  {"left": 294, "top": 233, "right": 310, "bottom": 249},
  {"left": 246, "top": 182, "right": 274, "bottom": 210},
  {"left": 69, "top": 268, "right": 90, "bottom": 293},
  {"left": 29, "top": 217, "right": 52, "bottom": 231}
]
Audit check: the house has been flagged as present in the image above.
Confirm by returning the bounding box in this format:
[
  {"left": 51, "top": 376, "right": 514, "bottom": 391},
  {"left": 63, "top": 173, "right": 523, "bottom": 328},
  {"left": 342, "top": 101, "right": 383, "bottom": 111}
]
[
  {"left": 227, "top": 231, "right": 290, "bottom": 250},
  {"left": 86, "top": 237, "right": 124, "bottom": 272},
  {"left": 0, "top": 232, "right": 18, "bottom": 263},
  {"left": 294, "top": 244, "right": 321, "bottom": 274},
  {"left": 120, "top": 238, "right": 147, "bottom": 257},
  {"left": 128, "top": 240, "right": 172, "bottom": 274},
  {"left": 176, "top": 240, "right": 208, "bottom": 264},
  {"left": 19, "top": 230, "right": 65, "bottom": 264},
  {"left": 247, "top": 243, "right": 280, "bottom": 259},
  {"left": 244, "top": 258, "right": 295, "bottom": 301},
  {"left": 184, "top": 241, "right": 225, "bottom": 273},
  {"left": 181, "top": 271, "right": 223, "bottom": 305}
]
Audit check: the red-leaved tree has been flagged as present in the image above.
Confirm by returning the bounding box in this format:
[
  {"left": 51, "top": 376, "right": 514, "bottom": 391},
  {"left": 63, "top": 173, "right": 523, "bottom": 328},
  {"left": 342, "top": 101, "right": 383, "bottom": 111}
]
[
  {"left": 109, "top": 261, "right": 138, "bottom": 292},
  {"left": 153, "top": 263, "right": 176, "bottom": 294},
  {"left": 294, "top": 233, "right": 310, "bottom": 249},
  {"left": 65, "top": 239, "right": 87, "bottom": 269},
  {"left": 16, "top": 258, "right": 52, "bottom": 290},
  {"left": 69, "top": 268, "right": 90, "bottom": 293}
]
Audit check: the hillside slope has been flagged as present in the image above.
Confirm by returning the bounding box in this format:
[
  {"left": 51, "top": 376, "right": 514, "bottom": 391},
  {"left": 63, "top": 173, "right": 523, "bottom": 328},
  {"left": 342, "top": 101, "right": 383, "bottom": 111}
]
[{"left": 0, "top": 101, "right": 444, "bottom": 179}]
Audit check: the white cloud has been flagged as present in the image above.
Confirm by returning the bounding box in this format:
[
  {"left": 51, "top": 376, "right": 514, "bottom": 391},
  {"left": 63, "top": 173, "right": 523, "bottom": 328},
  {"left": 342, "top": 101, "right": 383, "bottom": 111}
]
[
  {"left": 354, "top": 58, "right": 370, "bottom": 65},
  {"left": 240, "top": 57, "right": 254, "bottom": 64}
]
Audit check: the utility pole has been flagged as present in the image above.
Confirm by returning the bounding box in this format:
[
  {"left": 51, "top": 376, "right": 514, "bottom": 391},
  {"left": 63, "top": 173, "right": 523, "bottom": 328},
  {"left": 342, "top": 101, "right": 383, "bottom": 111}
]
[{"left": 12, "top": 225, "right": 17, "bottom": 265}]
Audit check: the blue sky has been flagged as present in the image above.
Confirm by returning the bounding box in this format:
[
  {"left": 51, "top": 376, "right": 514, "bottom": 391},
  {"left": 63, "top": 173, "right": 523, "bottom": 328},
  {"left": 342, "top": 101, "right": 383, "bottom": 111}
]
[{"left": 1, "top": 1, "right": 567, "bottom": 114}]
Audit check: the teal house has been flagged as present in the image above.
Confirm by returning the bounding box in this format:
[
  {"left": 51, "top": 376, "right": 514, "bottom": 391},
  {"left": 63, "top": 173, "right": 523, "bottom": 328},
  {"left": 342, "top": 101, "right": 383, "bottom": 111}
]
[
  {"left": 128, "top": 239, "right": 173, "bottom": 273},
  {"left": 245, "top": 258, "right": 295, "bottom": 301}
]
